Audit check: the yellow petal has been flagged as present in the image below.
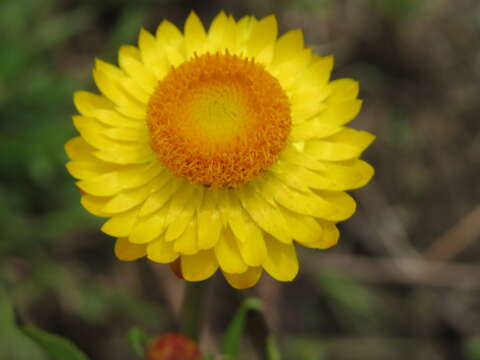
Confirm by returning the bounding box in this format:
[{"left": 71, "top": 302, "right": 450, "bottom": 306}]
[
  {"left": 218, "top": 192, "right": 267, "bottom": 266},
  {"left": 77, "top": 171, "right": 125, "bottom": 196},
  {"left": 118, "top": 44, "right": 157, "bottom": 94},
  {"left": 314, "top": 99, "right": 362, "bottom": 127},
  {"left": 80, "top": 195, "right": 110, "bottom": 217},
  {"left": 289, "top": 85, "right": 331, "bottom": 124},
  {"left": 104, "top": 125, "right": 149, "bottom": 143},
  {"left": 72, "top": 115, "right": 110, "bottom": 149},
  {"left": 137, "top": 28, "right": 172, "bottom": 78},
  {"left": 311, "top": 159, "right": 375, "bottom": 191},
  {"left": 272, "top": 29, "right": 305, "bottom": 66},
  {"left": 271, "top": 48, "right": 312, "bottom": 90},
  {"left": 102, "top": 179, "right": 162, "bottom": 214},
  {"left": 246, "top": 14, "right": 277, "bottom": 57},
  {"left": 291, "top": 99, "right": 326, "bottom": 124},
  {"left": 290, "top": 120, "right": 342, "bottom": 141},
  {"left": 294, "top": 55, "right": 333, "bottom": 91},
  {"left": 93, "top": 109, "right": 143, "bottom": 128},
  {"left": 236, "top": 184, "right": 292, "bottom": 244},
  {"left": 114, "top": 237, "right": 146, "bottom": 261},
  {"left": 93, "top": 59, "right": 138, "bottom": 107},
  {"left": 93, "top": 143, "right": 154, "bottom": 165},
  {"left": 263, "top": 236, "right": 299, "bottom": 281},
  {"left": 66, "top": 160, "right": 116, "bottom": 180},
  {"left": 223, "top": 267, "right": 262, "bottom": 289},
  {"left": 118, "top": 77, "right": 150, "bottom": 104},
  {"left": 156, "top": 20, "right": 183, "bottom": 48},
  {"left": 181, "top": 249, "right": 218, "bottom": 281},
  {"left": 73, "top": 91, "right": 113, "bottom": 117},
  {"left": 260, "top": 176, "right": 335, "bottom": 219},
  {"left": 73, "top": 115, "right": 149, "bottom": 160},
  {"left": 118, "top": 44, "right": 141, "bottom": 62},
  {"left": 279, "top": 145, "right": 325, "bottom": 171},
  {"left": 326, "top": 79, "right": 359, "bottom": 103},
  {"left": 75, "top": 115, "right": 151, "bottom": 165},
  {"left": 235, "top": 16, "right": 256, "bottom": 46},
  {"left": 215, "top": 230, "right": 248, "bottom": 274},
  {"left": 315, "top": 191, "right": 356, "bottom": 222},
  {"left": 281, "top": 208, "right": 323, "bottom": 246},
  {"left": 65, "top": 137, "right": 95, "bottom": 161},
  {"left": 305, "top": 128, "right": 374, "bottom": 161},
  {"left": 236, "top": 228, "right": 266, "bottom": 267},
  {"left": 206, "top": 11, "right": 237, "bottom": 53},
  {"left": 163, "top": 183, "right": 196, "bottom": 226},
  {"left": 219, "top": 191, "right": 267, "bottom": 266},
  {"left": 156, "top": 20, "right": 185, "bottom": 66},
  {"left": 115, "top": 101, "right": 148, "bottom": 120},
  {"left": 271, "top": 160, "right": 364, "bottom": 193},
  {"left": 184, "top": 11, "right": 207, "bottom": 58},
  {"left": 330, "top": 127, "right": 375, "bottom": 149},
  {"left": 138, "top": 28, "right": 160, "bottom": 65},
  {"left": 129, "top": 204, "right": 170, "bottom": 244},
  {"left": 269, "top": 160, "right": 316, "bottom": 192},
  {"left": 207, "top": 11, "right": 227, "bottom": 43},
  {"left": 197, "top": 188, "right": 222, "bottom": 250},
  {"left": 146, "top": 236, "right": 179, "bottom": 263},
  {"left": 76, "top": 163, "right": 162, "bottom": 197},
  {"left": 255, "top": 43, "right": 274, "bottom": 66},
  {"left": 139, "top": 178, "right": 182, "bottom": 217},
  {"left": 174, "top": 220, "right": 198, "bottom": 255},
  {"left": 165, "top": 186, "right": 203, "bottom": 242},
  {"left": 302, "top": 220, "right": 339, "bottom": 249},
  {"left": 101, "top": 206, "right": 140, "bottom": 237}
]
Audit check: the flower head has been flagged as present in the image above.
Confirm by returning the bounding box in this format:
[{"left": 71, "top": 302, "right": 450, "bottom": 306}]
[
  {"left": 65, "top": 12, "right": 374, "bottom": 289},
  {"left": 146, "top": 333, "right": 201, "bottom": 360}
]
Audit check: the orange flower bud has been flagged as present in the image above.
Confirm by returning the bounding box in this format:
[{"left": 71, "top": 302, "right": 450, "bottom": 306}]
[{"left": 146, "top": 333, "right": 201, "bottom": 360}]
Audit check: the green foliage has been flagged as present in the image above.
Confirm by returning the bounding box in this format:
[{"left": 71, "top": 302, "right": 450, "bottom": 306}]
[
  {"left": 0, "top": 285, "right": 88, "bottom": 360},
  {"left": 102, "top": 7, "right": 150, "bottom": 60},
  {"left": 0, "top": 0, "right": 95, "bottom": 259},
  {"left": 290, "top": 0, "right": 332, "bottom": 14},
  {"left": 222, "top": 297, "right": 263, "bottom": 358},
  {"left": 386, "top": 109, "right": 419, "bottom": 148},
  {"left": 284, "top": 337, "right": 327, "bottom": 360},
  {"left": 21, "top": 326, "right": 90, "bottom": 360},
  {"left": 465, "top": 338, "right": 480, "bottom": 360},
  {"left": 266, "top": 335, "right": 282, "bottom": 360},
  {"left": 0, "top": 288, "right": 49, "bottom": 360},
  {"left": 128, "top": 327, "right": 150, "bottom": 357},
  {"left": 371, "top": 0, "right": 425, "bottom": 20},
  {"left": 318, "top": 271, "right": 378, "bottom": 325}
]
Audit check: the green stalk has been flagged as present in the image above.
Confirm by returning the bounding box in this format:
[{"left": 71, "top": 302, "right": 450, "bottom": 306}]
[{"left": 179, "top": 281, "right": 209, "bottom": 341}]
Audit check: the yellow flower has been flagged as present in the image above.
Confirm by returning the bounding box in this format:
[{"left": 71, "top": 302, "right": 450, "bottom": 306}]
[{"left": 65, "top": 12, "right": 374, "bottom": 289}]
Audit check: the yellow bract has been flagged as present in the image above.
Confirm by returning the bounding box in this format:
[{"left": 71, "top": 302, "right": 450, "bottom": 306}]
[{"left": 65, "top": 11, "right": 375, "bottom": 289}]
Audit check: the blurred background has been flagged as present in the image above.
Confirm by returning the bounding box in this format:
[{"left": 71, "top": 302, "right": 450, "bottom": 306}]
[{"left": 1, "top": 0, "right": 480, "bottom": 359}]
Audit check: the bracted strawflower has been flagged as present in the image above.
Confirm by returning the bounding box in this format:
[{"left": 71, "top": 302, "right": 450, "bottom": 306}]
[
  {"left": 146, "top": 333, "right": 201, "bottom": 360},
  {"left": 65, "top": 12, "right": 374, "bottom": 289}
]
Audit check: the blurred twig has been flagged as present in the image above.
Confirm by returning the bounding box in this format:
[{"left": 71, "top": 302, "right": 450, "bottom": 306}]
[
  {"left": 423, "top": 205, "right": 480, "bottom": 262},
  {"left": 306, "top": 253, "right": 480, "bottom": 289},
  {"left": 352, "top": 182, "right": 418, "bottom": 258}
]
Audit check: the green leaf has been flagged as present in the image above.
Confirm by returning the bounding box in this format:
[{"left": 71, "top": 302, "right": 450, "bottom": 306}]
[
  {"left": 21, "top": 325, "right": 89, "bottom": 360},
  {"left": 266, "top": 335, "right": 281, "bottom": 360},
  {"left": 0, "top": 288, "right": 48, "bottom": 360},
  {"left": 128, "top": 327, "right": 150, "bottom": 357},
  {"left": 465, "top": 337, "right": 480, "bottom": 360},
  {"left": 222, "top": 297, "right": 263, "bottom": 358}
]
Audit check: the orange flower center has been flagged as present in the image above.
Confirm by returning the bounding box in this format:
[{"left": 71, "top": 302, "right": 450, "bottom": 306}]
[{"left": 147, "top": 52, "right": 291, "bottom": 187}]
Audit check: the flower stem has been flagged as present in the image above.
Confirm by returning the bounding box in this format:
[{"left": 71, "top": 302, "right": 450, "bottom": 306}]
[{"left": 180, "top": 281, "right": 209, "bottom": 341}]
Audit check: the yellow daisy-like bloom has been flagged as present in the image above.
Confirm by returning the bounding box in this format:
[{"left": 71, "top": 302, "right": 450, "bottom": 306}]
[{"left": 65, "top": 12, "right": 374, "bottom": 289}]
